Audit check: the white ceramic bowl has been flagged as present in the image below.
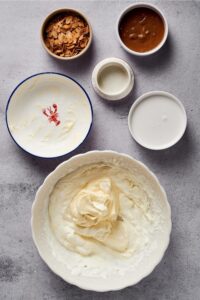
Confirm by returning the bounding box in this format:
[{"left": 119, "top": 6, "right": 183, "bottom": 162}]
[
  {"left": 31, "top": 150, "right": 171, "bottom": 292},
  {"left": 117, "top": 3, "right": 168, "bottom": 56},
  {"left": 128, "top": 91, "right": 187, "bottom": 150},
  {"left": 92, "top": 57, "right": 134, "bottom": 101},
  {"left": 6, "top": 73, "right": 93, "bottom": 158}
]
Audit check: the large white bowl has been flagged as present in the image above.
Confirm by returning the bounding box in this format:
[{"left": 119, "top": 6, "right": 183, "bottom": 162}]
[{"left": 31, "top": 151, "right": 171, "bottom": 291}]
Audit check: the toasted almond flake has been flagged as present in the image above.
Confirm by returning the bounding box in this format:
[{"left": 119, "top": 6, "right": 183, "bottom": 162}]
[
  {"left": 63, "top": 24, "right": 71, "bottom": 29},
  {"left": 55, "top": 49, "right": 63, "bottom": 54},
  {"left": 52, "top": 31, "right": 58, "bottom": 38},
  {"left": 65, "top": 16, "right": 72, "bottom": 24},
  {"left": 79, "top": 34, "right": 84, "bottom": 41}
]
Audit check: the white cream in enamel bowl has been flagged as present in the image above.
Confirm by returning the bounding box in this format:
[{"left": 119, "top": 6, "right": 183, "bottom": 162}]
[
  {"left": 31, "top": 151, "right": 171, "bottom": 291},
  {"left": 6, "top": 73, "right": 93, "bottom": 158}
]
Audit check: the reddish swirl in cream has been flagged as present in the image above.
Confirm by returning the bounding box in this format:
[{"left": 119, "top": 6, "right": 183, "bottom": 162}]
[{"left": 42, "top": 104, "right": 61, "bottom": 126}]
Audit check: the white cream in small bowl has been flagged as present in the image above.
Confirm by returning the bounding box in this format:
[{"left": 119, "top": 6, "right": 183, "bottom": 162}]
[
  {"left": 128, "top": 91, "right": 187, "bottom": 150},
  {"left": 92, "top": 57, "right": 134, "bottom": 101},
  {"left": 31, "top": 150, "right": 171, "bottom": 292}
]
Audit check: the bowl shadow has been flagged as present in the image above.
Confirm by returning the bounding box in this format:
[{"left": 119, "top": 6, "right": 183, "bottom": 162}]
[
  {"left": 96, "top": 76, "right": 139, "bottom": 119},
  {"left": 44, "top": 39, "right": 96, "bottom": 77},
  {"left": 133, "top": 125, "right": 194, "bottom": 171},
  {"left": 123, "top": 32, "right": 174, "bottom": 74}
]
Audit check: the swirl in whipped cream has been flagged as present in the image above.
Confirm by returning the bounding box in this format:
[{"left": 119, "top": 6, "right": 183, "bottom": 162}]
[{"left": 48, "top": 163, "right": 151, "bottom": 256}]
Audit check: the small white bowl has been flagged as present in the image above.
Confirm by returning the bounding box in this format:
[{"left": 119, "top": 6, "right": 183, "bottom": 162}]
[
  {"left": 92, "top": 57, "right": 134, "bottom": 101},
  {"left": 128, "top": 91, "right": 187, "bottom": 150},
  {"left": 117, "top": 3, "right": 168, "bottom": 56},
  {"left": 31, "top": 150, "right": 171, "bottom": 292},
  {"left": 6, "top": 73, "right": 93, "bottom": 158}
]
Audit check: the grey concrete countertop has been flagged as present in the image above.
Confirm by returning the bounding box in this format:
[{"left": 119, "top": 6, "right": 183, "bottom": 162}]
[{"left": 0, "top": 1, "right": 200, "bottom": 299}]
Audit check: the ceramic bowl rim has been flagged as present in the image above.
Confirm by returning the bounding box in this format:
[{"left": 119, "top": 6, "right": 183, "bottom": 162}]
[{"left": 92, "top": 57, "right": 134, "bottom": 101}]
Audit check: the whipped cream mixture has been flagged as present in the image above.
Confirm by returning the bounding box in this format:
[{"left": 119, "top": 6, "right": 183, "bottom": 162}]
[{"left": 49, "top": 162, "right": 160, "bottom": 264}]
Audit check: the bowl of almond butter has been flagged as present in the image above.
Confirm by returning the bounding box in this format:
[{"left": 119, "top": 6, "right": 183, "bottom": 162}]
[{"left": 41, "top": 8, "right": 92, "bottom": 60}]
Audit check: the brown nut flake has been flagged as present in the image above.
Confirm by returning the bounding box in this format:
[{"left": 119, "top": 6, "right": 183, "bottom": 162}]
[{"left": 44, "top": 13, "right": 90, "bottom": 58}]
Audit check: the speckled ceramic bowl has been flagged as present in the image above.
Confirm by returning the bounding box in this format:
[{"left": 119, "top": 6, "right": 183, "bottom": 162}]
[{"left": 31, "top": 150, "right": 171, "bottom": 291}]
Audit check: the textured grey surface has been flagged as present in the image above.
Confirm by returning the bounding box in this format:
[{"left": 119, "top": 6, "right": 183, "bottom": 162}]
[{"left": 0, "top": 0, "right": 200, "bottom": 299}]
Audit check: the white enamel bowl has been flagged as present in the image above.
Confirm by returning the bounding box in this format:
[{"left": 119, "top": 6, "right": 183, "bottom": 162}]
[
  {"left": 31, "top": 150, "right": 171, "bottom": 292},
  {"left": 6, "top": 73, "right": 93, "bottom": 158}
]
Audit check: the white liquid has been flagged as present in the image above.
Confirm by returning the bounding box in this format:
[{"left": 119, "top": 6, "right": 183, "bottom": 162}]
[
  {"left": 129, "top": 94, "right": 186, "bottom": 149},
  {"left": 98, "top": 65, "right": 128, "bottom": 94}
]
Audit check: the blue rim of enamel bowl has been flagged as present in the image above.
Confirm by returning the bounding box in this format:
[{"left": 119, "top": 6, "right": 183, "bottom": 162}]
[{"left": 5, "top": 72, "right": 93, "bottom": 159}]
